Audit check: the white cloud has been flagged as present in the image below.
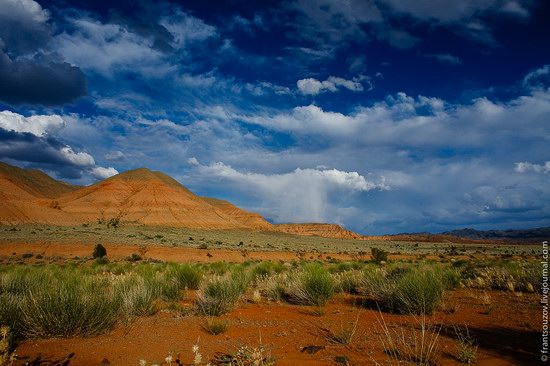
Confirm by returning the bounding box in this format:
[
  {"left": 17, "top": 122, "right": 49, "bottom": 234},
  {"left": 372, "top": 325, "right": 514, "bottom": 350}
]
[
  {"left": 0, "top": 0, "right": 49, "bottom": 24},
  {"left": 59, "top": 146, "right": 95, "bottom": 167},
  {"left": 187, "top": 157, "right": 199, "bottom": 166},
  {"left": 239, "top": 88, "right": 550, "bottom": 151},
  {"left": 192, "top": 161, "right": 388, "bottom": 223},
  {"left": 515, "top": 161, "right": 550, "bottom": 174},
  {"left": 381, "top": 0, "right": 527, "bottom": 22},
  {"left": 91, "top": 166, "right": 119, "bottom": 179},
  {"left": 104, "top": 150, "right": 125, "bottom": 161},
  {"left": 160, "top": 10, "right": 217, "bottom": 48},
  {"left": 54, "top": 18, "right": 171, "bottom": 76},
  {"left": 0, "top": 110, "right": 64, "bottom": 136},
  {"left": 297, "top": 76, "right": 364, "bottom": 95},
  {"left": 522, "top": 64, "right": 550, "bottom": 89},
  {"left": 425, "top": 53, "right": 462, "bottom": 65}
]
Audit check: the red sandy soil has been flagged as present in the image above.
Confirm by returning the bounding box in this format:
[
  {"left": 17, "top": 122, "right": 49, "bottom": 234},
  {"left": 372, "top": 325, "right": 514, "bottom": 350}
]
[
  {"left": 0, "top": 241, "right": 476, "bottom": 264},
  {"left": 13, "top": 290, "right": 539, "bottom": 366}
]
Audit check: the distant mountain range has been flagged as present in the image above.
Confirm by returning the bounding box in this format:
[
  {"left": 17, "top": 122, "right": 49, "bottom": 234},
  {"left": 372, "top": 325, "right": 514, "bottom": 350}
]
[
  {"left": 441, "top": 227, "right": 550, "bottom": 242},
  {"left": 2, "top": 162, "right": 547, "bottom": 243}
]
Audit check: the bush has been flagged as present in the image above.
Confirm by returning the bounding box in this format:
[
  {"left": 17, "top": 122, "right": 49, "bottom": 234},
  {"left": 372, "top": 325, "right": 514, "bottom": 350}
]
[
  {"left": 371, "top": 247, "right": 388, "bottom": 264},
  {"left": 196, "top": 271, "right": 250, "bottom": 316},
  {"left": 284, "top": 264, "right": 335, "bottom": 307},
  {"left": 392, "top": 268, "right": 446, "bottom": 315},
  {"left": 168, "top": 264, "right": 203, "bottom": 290},
  {"left": 20, "top": 275, "right": 120, "bottom": 337},
  {"left": 93, "top": 244, "right": 107, "bottom": 259},
  {"left": 362, "top": 266, "right": 447, "bottom": 315}
]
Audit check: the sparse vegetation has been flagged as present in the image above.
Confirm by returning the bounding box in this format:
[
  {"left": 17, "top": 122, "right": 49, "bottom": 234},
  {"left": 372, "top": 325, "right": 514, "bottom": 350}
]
[
  {"left": 377, "top": 313, "right": 441, "bottom": 366},
  {"left": 328, "top": 315, "right": 359, "bottom": 345},
  {"left": 202, "top": 317, "right": 230, "bottom": 335},
  {"left": 454, "top": 324, "right": 477, "bottom": 364},
  {"left": 213, "top": 345, "right": 275, "bottom": 366}
]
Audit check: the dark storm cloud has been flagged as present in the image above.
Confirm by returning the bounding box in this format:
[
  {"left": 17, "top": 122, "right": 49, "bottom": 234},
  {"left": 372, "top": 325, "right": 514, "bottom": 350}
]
[
  {"left": 0, "top": 50, "right": 86, "bottom": 106},
  {"left": 0, "top": 128, "right": 92, "bottom": 179},
  {"left": 0, "top": 0, "right": 87, "bottom": 106}
]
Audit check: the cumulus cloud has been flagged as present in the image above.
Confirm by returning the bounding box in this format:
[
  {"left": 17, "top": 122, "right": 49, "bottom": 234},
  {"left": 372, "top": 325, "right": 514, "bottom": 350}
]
[
  {"left": 0, "top": 0, "right": 50, "bottom": 54},
  {"left": 515, "top": 161, "right": 550, "bottom": 174},
  {"left": 239, "top": 88, "right": 550, "bottom": 151},
  {"left": 191, "top": 160, "right": 388, "bottom": 223},
  {"left": 297, "top": 76, "right": 365, "bottom": 95},
  {"left": 0, "top": 111, "right": 116, "bottom": 181},
  {"left": 0, "top": 110, "right": 65, "bottom": 136},
  {"left": 91, "top": 166, "right": 119, "bottom": 179},
  {"left": 0, "top": 51, "right": 87, "bottom": 106},
  {"left": 0, "top": 0, "right": 49, "bottom": 24},
  {"left": 0, "top": 0, "right": 86, "bottom": 106}
]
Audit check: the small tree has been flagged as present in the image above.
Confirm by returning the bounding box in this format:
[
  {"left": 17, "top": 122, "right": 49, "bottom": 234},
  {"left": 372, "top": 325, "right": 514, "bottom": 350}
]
[
  {"left": 371, "top": 247, "right": 388, "bottom": 264},
  {"left": 93, "top": 244, "right": 107, "bottom": 259}
]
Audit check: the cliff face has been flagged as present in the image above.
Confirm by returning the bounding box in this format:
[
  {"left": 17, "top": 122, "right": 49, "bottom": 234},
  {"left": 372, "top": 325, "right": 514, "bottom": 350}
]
[{"left": 275, "top": 223, "right": 363, "bottom": 239}]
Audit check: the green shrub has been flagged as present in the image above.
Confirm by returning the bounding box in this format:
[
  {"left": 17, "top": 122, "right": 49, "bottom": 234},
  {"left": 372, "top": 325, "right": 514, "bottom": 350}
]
[
  {"left": 196, "top": 271, "right": 249, "bottom": 316},
  {"left": 168, "top": 264, "right": 203, "bottom": 290},
  {"left": 371, "top": 247, "right": 388, "bottom": 264},
  {"left": 92, "top": 244, "right": 107, "bottom": 259},
  {"left": 251, "top": 261, "right": 284, "bottom": 280},
  {"left": 20, "top": 276, "right": 120, "bottom": 337},
  {"left": 392, "top": 269, "right": 445, "bottom": 315},
  {"left": 285, "top": 264, "right": 335, "bottom": 307},
  {"left": 363, "top": 266, "right": 447, "bottom": 315}
]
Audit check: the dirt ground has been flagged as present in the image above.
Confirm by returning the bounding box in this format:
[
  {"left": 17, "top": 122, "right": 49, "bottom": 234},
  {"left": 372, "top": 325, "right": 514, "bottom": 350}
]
[
  {"left": 0, "top": 227, "right": 542, "bottom": 366},
  {"left": 12, "top": 289, "right": 539, "bottom": 366}
]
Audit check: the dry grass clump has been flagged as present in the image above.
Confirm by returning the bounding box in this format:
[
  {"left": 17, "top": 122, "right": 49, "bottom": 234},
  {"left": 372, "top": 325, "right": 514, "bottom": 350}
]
[
  {"left": 0, "top": 326, "right": 16, "bottom": 366},
  {"left": 377, "top": 313, "right": 441, "bottom": 366},
  {"left": 196, "top": 270, "right": 250, "bottom": 316},
  {"left": 256, "top": 273, "right": 288, "bottom": 302},
  {"left": 202, "top": 318, "right": 230, "bottom": 335},
  {"left": 283, "top": 264, "right": 336, "bottom": 307},
  {"left": 213, "top": 344, "right": 275, "bottom": 366},
  {"left": 459, "top": 260, "right": 540, "bottom": 293},
  {"left": 454, "top": 324, "right": 477, "bottom": 364},
  {"left": 333, "top": 270, "right": 364, "bottom": 294},
  {"left": 362, "top": 266, "right": 449, "bottom": 315},
  {"left": 327, "top": 315, "right": 359, "bottom": 345}
]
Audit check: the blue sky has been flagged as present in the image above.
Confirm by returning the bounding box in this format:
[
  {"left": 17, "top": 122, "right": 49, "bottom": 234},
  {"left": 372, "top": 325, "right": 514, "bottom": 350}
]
[{"left": 0, "top": 0, "right": 549, "bottom": 234}]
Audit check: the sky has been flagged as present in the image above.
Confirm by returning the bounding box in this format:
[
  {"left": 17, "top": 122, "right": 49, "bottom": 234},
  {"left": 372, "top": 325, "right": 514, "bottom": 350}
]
[{"left": 0, "top": 0, "right": 549, "bottom": 235}]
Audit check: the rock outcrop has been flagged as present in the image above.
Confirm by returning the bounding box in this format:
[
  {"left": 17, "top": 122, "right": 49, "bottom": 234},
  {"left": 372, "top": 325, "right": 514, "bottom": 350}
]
[{"left": 275, "top": 223, "right": 363, "bottom": 239}]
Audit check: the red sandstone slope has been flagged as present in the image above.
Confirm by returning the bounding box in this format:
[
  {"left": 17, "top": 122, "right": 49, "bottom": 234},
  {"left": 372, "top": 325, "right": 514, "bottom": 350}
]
[
  {"left": 56, "top": 168, "right": 255, "bottom": 229},
  {"left": 201, "top": 197, "right": 273, "bottom": 230},
  {"left": 0, "top": 162, "right": 80, "bottom": 225},
  {"left": 0, "top": 163, "right": 363, "bottom": 239},
  {"left": 275, "top": 223, "right": 363, "bottom": 239}
]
